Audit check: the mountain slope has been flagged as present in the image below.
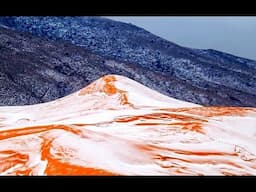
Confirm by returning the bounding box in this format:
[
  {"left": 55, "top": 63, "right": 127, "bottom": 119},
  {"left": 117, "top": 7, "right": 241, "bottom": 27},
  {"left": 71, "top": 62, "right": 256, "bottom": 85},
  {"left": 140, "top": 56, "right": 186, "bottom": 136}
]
[
  {"left": 2, "top": 26, "right": 255, "bottom": 107},
  {"left": 0, "top": 75, "right": 255, "bottom": 175},
  {"left": 1, "top": 26, "right": 195, "bottom": 106},
  {"left": 0, "top": 17, "right": 256, "bottom": 107}
]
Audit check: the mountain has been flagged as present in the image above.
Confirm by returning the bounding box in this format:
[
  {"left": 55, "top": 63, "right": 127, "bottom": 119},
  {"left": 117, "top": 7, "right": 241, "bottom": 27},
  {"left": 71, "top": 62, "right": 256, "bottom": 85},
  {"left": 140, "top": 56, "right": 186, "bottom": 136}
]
[
  {"left": 0, "top": 16, "right": 256, "bottom": 107},
  {"left": 0, "top": 75, "right": 255, "bottom": 175},
  {"left": 0, "top": 26, "right": 179, "bottom": 106}
]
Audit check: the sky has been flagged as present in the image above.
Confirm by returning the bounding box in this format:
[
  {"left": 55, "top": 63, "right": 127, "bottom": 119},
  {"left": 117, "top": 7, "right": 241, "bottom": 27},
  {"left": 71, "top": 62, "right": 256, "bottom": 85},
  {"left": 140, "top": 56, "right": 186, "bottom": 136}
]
[{"left": 106, "top": 16, "right": 256, "bottom": 61}]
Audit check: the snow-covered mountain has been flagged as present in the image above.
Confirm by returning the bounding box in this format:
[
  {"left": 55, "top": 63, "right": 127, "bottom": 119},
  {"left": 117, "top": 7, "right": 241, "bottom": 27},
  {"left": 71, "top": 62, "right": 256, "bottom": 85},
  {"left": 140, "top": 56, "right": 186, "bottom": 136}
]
[
  {"left": 0, "top": 17, "right": 256, "bottom": 107},
  {"left": 0, "top": 75, "right": 255, "bottom": 175}
]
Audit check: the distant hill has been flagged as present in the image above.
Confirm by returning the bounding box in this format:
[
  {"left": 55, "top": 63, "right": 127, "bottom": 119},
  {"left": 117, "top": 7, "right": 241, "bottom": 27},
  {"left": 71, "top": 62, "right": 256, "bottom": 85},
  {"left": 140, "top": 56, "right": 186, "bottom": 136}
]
[{"left": 0, "top": 16, "right": 256, "bottom": 106}]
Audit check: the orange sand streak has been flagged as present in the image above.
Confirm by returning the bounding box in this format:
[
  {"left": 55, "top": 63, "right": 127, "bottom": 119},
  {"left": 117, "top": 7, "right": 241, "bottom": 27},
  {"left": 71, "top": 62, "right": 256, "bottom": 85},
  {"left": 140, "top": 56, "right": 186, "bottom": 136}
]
[
  {"left": 160, "top": 107, "right": 255, "bottom": 117},
  {"left": 79, "top": 75, "right": 133, "bottom": 107},
  {"left": 115, "top": 113, "right": 206, "bottom": 123},
  {"left": 0, "top": 150, "right": 29, "bottom": 173},
  {"left": 0, "top": 125, "right": 82, "bottom": 141},
  {"left": 168, "top": 122, "right": 204, "bottom": 134},
  {"left": 40, "top": 137, "right": 116, "bottom": 176},
  {"left": 136, "top": 144, "right": 237, "bottom": 156}
]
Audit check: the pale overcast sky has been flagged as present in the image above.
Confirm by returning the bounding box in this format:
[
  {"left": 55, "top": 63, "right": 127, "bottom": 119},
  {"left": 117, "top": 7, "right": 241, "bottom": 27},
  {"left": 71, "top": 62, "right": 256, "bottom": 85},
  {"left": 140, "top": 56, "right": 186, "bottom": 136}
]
[{"left": 106, "top": 16, "right": 256, "bottom": 61}]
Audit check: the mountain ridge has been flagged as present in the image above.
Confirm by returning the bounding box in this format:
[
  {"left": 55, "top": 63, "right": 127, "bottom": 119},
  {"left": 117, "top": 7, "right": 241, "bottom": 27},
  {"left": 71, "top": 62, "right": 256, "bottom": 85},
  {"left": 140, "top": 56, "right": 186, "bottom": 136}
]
[{"left": 0, "top": 17, "right": 256, "bottom": 107}]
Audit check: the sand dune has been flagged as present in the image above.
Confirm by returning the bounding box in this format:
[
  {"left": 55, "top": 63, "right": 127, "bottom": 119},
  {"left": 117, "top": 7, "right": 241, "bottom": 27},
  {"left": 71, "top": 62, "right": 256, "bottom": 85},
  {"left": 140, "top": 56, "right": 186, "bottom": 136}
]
[{"left": 0, "top": 75, "right": 255, "bottom": 175}]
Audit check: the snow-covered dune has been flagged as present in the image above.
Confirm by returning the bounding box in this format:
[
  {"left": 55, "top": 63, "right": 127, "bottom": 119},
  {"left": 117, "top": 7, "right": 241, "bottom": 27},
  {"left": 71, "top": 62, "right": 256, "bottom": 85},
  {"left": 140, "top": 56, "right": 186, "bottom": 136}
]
[{"left": 0, "top": 75, "right": 255, "bottom": 175}]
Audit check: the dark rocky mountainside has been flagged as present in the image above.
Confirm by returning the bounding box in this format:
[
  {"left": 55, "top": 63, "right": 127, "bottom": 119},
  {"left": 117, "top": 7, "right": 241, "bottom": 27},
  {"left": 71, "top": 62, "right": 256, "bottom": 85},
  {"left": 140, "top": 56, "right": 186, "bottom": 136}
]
[
  {"left": 0, "top": 16, "right": 256, "bottom": 107},
  {"left": 0, "top": 26, "right": 213, "bottom": 106}
]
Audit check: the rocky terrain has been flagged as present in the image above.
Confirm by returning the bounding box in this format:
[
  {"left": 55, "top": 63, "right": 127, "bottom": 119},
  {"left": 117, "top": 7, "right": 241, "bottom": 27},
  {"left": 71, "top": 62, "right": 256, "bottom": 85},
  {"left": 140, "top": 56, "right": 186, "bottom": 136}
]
[
  {"left": 0, "top": 26, "right": 217, "bottom": 106},
  {"left": 0, "top": 16, "right": 256, "bottom": 106}
]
